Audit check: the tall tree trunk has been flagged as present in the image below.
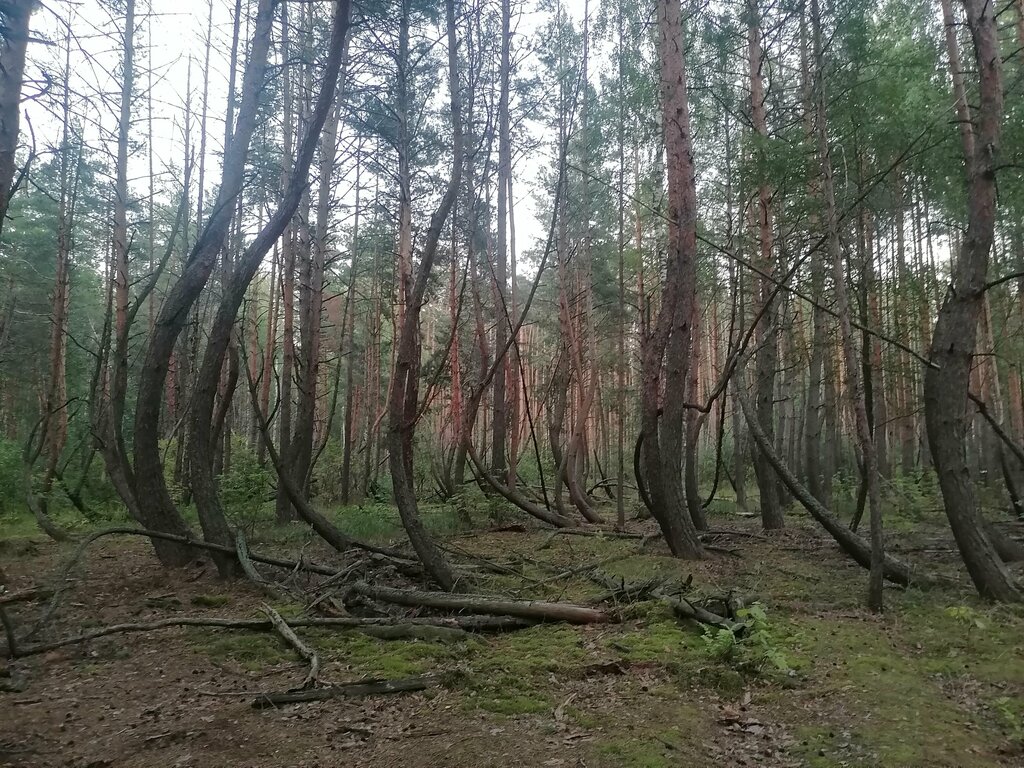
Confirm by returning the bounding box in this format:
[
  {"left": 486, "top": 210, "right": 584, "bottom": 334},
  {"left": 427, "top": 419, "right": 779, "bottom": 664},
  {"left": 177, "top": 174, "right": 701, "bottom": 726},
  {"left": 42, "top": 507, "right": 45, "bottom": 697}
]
[
  {"left": 491, "top": 0, "right": 511, "bottom": 480},
  {"left": 189, "top": 0, "right": 351, "bottom": 576},
  {"left": 388, "top": 0, "right": 463, "bottom": 589},
  {"left": 746, "top": 0, "right": 783, "bottom": 530},
  {"left": 275, "top": 0, "right": 297, "bottom": 522},
  {"left": 640, "top": 0, "right": 703, "bottom": 558},
  {"left": 132, "top": 0, "right": 275, "bottom": 566},
  {"left": 0, "top": 0, "right": 33, "bottom": 236},
  {"left": 810, "top": 0, "right": 884, "bottom": 610},
  {"left": 925, "top": 0, "right": 1020, "bottom": 601}
]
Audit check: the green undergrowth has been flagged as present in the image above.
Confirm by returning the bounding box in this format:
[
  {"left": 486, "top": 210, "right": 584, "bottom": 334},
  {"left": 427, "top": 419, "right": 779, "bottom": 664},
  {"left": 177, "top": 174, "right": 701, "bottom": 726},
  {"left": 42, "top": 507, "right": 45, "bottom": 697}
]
[{"left": 774, "top": 587, "right": 1024, "bottom": 766}]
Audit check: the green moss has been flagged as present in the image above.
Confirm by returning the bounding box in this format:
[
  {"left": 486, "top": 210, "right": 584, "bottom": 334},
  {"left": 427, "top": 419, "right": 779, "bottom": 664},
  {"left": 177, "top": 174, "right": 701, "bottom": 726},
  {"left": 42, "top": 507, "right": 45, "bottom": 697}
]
[
  {"left": 472, "top": 625, "right": 589, "bottom": 679},
  {"left": 308, "top": 631, "right": 465, "bottom": 677},
  {"left": 780, "top": 614, "right": 1007, "bottom": 766},
  {"left": 591, "top": 738, "right": 676, "bottom": 768},
  {"left": 190, "top": 630, "right": 289, "bottom": 670},
  {"left": 565, "top": 706, "right": 601, "bottom": 729},
  {"left": 588, "top": 715, "right": 706, "bottom": 768},
  {"left": 604, "top": 615, "right": 702, "bottom": 663},
  {"left": 191, "top": 594, "right": 232, "bottom": 607},
  {"left": 473, "top": 693, "right": 551, "bottom": 716}
]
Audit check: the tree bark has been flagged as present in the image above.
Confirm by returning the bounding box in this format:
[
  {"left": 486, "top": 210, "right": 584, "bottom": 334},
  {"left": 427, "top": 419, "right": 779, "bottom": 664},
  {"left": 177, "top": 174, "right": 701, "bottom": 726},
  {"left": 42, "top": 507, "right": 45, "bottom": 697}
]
[
  {"left": 0, "top": 0, "right": 33, "bottom": 236},
  {"left": 131, "top": 0, "right": 275, "bottom": 566},
  {"left": 925, "top": 0, "right": 1021, "bottom": 601},
  {"left": 387, "top": 0, "right": 463, "bottom": 589},
  {"left": 639, "top": 0, "right": 703, "bottom": 558},
  {"left": 746, "top": 0, "right": 783, "bottom": 531},
  {"left": 189, "top": 0, "right": 351, "bottom": 575}
]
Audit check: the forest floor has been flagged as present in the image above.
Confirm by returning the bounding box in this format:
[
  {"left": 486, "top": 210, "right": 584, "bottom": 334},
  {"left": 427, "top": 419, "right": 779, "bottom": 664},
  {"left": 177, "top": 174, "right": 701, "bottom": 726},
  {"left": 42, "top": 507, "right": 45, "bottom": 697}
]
[{"left": 1, "top": 499, "right": 1023, "bottom": 767}]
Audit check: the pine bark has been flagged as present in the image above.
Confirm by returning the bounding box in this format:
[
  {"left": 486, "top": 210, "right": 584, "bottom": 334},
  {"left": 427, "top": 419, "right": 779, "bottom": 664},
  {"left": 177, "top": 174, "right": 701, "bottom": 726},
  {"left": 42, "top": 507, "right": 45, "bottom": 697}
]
[{"left": 925, "top": 0, "right": 1021, "bottom": 601}]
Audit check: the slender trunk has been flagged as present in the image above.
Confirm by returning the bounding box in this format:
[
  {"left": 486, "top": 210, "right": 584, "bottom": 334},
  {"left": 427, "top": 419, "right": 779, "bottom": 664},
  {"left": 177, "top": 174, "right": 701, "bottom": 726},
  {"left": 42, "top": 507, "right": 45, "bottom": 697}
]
[
  {"left": 491, "top": 0, "right": 511, "bottom": 479},
  {"left": 132, "top": 0, "right": 275, "bottom": 566},
  {"left": 746, "top": 0, "right": 783, "bottom": 530},
  {"left": 388, "top": 0, "right": 463, "bottom": 589},
  {"left": 275, "top": 1, "right": 297, "bottom": 522},
  {"left": 810, "top": 0, "right": 884, "bottom": 610},
  {"left": 189, "top": 0, "right": 351, "bottom": 574}
]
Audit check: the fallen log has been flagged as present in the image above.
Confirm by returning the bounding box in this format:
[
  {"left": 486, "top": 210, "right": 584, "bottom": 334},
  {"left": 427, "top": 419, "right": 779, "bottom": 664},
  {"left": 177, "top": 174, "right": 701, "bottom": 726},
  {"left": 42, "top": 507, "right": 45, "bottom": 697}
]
[
  {"left": 252, "top": 674, "right": 444, "bottom": 708},
  {"left": 262, "top": 604, "right": 320, "bottom": 690},
  {"left": 351, "top": 582, "right": 613, "bottom": 624}
]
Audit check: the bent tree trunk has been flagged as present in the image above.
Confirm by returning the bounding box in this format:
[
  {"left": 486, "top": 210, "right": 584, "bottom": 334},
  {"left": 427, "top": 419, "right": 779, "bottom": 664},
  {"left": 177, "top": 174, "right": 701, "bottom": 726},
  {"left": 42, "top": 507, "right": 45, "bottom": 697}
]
[
  {"left": 131, "top": 0, "right": 275, "bottom": 567},
  {"left": 738, "top": 387, "right": 914, "bottom": 585},
  {"left": 639, "top": 0, "right": 702, "bottom": 559},
  {"left": 188, "top": 0, "right": 352, "bottom": 577},
  {"left": 388, "top": 0, "right": 463, "bottom": 590},
  {"left": 924, "top": 0, "right": 1021, "bottom": 601}
]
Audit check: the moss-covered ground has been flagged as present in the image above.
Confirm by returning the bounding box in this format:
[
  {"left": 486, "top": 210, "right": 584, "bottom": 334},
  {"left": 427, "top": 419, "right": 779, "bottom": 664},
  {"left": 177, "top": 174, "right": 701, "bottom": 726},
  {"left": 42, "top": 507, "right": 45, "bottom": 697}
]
[{"left": 3, "top": 493, "right": 1024, "bottom": 767}]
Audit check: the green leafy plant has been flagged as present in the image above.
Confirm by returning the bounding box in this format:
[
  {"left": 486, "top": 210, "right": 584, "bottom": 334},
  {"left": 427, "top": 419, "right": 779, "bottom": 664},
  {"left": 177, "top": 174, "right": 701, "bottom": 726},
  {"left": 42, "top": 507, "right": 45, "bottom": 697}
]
[
  {"left": 700, "top": 602, "right": 791, "bottom": 674},
  {"left": 992, "top": 696, "right": 1024, "bottom": 745}
]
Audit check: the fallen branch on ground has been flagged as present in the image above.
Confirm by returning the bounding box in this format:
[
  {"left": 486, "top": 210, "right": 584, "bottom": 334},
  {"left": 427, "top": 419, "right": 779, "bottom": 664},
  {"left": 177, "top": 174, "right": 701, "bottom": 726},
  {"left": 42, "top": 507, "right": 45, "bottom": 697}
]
[
  {"left": 236, "top": 532, "right": 292, "bottom": 602},
  {"left": 350, "top": 582, "right": 613, "bottom": 624},
  {"left": 251, "top": 674, "right": 446, "bottom": 708},
  {"left": 20, "top": 526, "right": 415, "bottom": 644},
  {"left": 539, "top": 528, "right": 644, "bottom": 549},
  {"left": 4, "top": 614, "right": 530, "bottom": 659},
  {"left": 657, "top": 591, "right": 746, "bottom": 636},
  {"left": 0, "top": 587, "right": 54, "bottom": 606},
  {"left": 262, "top": 604, "right": 320, "bottom": 690},
  {"left": 587, "top": 571, "right": 672, "bottom": 603}
]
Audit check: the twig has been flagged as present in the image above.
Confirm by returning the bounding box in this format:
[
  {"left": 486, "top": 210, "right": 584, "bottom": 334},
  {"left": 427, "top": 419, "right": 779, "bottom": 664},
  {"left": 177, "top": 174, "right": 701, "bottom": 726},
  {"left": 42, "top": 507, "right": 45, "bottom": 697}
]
[{"left": 0, "top": 586, "right": 54, "bottom": 606}]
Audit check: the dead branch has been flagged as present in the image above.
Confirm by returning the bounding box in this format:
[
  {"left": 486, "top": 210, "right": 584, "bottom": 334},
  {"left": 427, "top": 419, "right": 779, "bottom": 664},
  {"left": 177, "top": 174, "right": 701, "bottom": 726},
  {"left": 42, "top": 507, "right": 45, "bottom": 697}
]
[
  {"left": 539, "top": 527, "right": 644, "bottom": 549},
  {"left": 350, "top": 582, "right": 613, "bottom": 624},
  {"left": 235, "top": 532, "right": 291, "bottom": 602},
  {"left": 5, "top": 614, "right": 530, "bottom": 659},
  {"left": 261, "top": 604, "right": 320, "bottom": 690},
  {"left": 0, "top": 586, "right": 54, "bottom": 606},
  {"left": 251, "top": 674, "right": 446, "bottom": 708},
  {"left": 587, "top": 571, "right": 671, "bottom": 603},
  {"left": 20, "top": 526, "right": 365, "bottom": 644},
  {"left": 658, "top": 592, "right": 746, "bottom": 636}
]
